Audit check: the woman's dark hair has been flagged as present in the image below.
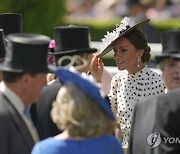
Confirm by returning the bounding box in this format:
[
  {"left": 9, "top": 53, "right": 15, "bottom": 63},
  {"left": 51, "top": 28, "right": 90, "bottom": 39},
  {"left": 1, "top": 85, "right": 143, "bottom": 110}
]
[{"left": 124, "top": 29, "right": 151, "bottom": 63}]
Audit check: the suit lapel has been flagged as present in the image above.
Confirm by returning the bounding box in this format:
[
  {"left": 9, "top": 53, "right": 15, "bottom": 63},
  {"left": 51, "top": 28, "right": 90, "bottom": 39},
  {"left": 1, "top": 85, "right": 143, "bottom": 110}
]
[{"left": 1, "top": 93, "right": 35, "bottom": 151}]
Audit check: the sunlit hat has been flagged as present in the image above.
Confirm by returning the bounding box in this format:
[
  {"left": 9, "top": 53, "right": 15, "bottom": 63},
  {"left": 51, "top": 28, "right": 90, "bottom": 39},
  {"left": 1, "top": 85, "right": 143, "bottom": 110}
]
[{"left": 98, "top": 17, "right": 150, "bottom": 57}]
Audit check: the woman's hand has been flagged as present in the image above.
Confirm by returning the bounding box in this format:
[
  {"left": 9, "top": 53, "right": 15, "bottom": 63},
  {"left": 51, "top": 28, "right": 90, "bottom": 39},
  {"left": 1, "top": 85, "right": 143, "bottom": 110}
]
[{"left": 90, "top": 53, "right": 104, "bottom": 82}]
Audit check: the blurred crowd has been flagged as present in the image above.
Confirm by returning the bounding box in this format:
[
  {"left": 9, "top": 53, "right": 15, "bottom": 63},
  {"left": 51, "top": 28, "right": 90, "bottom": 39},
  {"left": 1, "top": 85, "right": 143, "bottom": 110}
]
[{"left": 65, "top": 0, "right": 180, "bottom": 21}]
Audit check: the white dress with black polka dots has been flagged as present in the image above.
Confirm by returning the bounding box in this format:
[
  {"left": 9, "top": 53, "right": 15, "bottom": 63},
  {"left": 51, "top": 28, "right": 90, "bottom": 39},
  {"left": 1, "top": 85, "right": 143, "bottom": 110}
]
[{"left": 109, "top": 65, "right": 165, "bottom": 146}]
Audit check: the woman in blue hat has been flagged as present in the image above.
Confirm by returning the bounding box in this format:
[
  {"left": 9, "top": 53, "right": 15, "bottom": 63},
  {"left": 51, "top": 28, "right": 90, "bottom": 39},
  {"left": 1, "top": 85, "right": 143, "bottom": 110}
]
[{"left": 32, "top": 67, "right": 123, "bottom": 154}]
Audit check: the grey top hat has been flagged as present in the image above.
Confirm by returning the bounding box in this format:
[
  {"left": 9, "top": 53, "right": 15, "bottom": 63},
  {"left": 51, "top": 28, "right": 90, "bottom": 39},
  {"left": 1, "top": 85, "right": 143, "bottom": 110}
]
[
  {"left": 0, "top": 33, "right": 54, "bottom": 73},
  {"left": 0, "top": 13, "right": 22, "bottom": 36},
  {"left": 155, "top": 30, "right": 180, "bottom": 63}
]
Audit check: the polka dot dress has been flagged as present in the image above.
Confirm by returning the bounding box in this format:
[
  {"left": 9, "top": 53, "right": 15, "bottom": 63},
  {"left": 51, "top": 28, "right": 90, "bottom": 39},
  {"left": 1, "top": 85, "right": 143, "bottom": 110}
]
[{"left": 109, "top": 65, "right": 165, "bottom": 146}]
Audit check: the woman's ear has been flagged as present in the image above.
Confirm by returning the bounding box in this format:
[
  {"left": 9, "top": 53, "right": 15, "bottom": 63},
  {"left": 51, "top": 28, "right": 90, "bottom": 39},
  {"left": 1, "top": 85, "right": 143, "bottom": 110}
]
[{"left": 137, "top": 49, "right": 144, "bottom": 59}]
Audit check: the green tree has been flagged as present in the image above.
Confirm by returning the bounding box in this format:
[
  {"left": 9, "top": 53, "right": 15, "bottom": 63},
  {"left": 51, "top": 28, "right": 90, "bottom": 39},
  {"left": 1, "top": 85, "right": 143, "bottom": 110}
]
[{"left": 0, "top": 0, "right": 66, "bottom": 38}]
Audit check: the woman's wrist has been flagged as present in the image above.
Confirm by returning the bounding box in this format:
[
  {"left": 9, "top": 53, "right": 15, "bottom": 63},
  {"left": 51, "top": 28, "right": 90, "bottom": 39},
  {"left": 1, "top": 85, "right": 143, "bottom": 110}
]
[
  {"left": 96, "top": 77, "right": 102, "bottom": 83},
  {"left": 87, "top": 71, "right": 102, "bottom": 83}
]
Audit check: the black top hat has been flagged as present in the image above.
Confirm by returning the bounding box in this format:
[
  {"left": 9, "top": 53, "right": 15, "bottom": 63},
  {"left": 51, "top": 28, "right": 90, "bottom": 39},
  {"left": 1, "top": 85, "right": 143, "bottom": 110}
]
[
  {"left": 0, "top": 33, "right": 54, "bottom": 73},
  {"left": 0, "top": 29, "right": 6, "bottom": 58},
  {"left": 99, "top": 17, "right": 150, "bottom": 57},
  {"left": 50, "top": 26, "right": 97, "bottom": 55},
  {"left": 0, "top": 13, "right": 22, "bottom": 36},
  {"left": 155, "top": 30, "right": 180, "bottom": 63}
]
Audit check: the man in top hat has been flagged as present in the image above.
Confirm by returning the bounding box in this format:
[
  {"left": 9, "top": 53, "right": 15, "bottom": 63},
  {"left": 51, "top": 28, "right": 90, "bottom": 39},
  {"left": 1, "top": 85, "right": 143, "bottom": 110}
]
[
  {"left": 35, "top": 26, "right": 97, "bottom": 140},
  {"left": 128, "top": 29, "right": 180, "bottom": 154},
  {"left": 0, "top": 33, "right": 52, "bottom": 154},
  {"left": 154, "top": 30, "right": 180, "bottom": 154},
  {"left": 155, "top": 30, "right": 180, "bottom": 92}
]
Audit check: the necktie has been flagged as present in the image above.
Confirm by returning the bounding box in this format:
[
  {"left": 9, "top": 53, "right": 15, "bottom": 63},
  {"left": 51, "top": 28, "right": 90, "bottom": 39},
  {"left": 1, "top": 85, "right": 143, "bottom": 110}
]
[
  {"left": 23, "top": 106, "right": 34, "bottom": 126},
  {"left": 23, "top": 105, "right": 39, "bottom": 142}
]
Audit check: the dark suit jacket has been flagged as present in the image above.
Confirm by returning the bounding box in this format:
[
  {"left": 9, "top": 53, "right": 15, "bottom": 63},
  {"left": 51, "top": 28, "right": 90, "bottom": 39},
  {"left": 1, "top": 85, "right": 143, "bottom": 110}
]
[
  {"left": 128, "top": 95, "right": 163, "bottom": 154},
  {"left": 0, "top": 92, "right": 35, "bottom": 154},
  {"left": 156, "top": 88, "right": 180, "bottom": 154},
  {"left": 36, "top": 79, "right": 62, "bottom": 140}
]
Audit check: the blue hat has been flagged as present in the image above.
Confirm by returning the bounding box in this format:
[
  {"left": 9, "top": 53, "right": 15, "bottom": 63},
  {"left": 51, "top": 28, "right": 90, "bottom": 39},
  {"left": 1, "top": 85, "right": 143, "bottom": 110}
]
[{"left": 55, "top": 67, "right": 115, "bottom": 121}]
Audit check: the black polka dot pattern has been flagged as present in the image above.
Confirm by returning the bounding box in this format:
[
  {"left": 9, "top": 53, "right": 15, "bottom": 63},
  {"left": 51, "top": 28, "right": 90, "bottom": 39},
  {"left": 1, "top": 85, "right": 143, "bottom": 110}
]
[{"left": 109, "top": 65, "right": 165, "bottom": 146}]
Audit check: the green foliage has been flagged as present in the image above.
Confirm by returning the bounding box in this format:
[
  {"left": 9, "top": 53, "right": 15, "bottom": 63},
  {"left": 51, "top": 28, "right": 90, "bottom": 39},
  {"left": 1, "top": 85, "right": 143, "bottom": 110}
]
[
  {"left": 0, "top": 0, "right": 179, "bottom": 42},
  {"left": 64, "top": 19, "right": 119, "bottom": 41},
  {"left": 0, "top": 0, "right": 12, "bottom": 11},
  {"left": 152, "top": 18, "right": 180, "bottom": 37},
  {"left": 65, "top": 18, "right": 180, "bottom": 42},
  {"left": 0, "top": 0, "right": 66, "bottom": 38}
]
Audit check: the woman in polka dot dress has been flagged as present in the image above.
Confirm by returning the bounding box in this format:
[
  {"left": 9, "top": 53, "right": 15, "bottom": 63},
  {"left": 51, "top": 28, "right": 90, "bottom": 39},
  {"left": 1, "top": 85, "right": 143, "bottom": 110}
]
[{"left": 90, "top": 17, "right": 165, "bottom": 147}]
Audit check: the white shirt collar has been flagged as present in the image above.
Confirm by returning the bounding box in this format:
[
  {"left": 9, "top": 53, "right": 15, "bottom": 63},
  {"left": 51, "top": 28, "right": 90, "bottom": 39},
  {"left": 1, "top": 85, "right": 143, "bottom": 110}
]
[
  {"left": 0, "top": 81, "right": 39, "bottom": 142},
  {"left": 0, "top": 81, "right": 24, "bottom": 114}
]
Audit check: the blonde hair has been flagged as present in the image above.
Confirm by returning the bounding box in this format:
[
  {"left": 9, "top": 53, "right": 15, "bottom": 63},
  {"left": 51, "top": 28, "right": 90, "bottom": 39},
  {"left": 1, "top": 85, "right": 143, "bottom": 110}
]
[{"left": 51, "top": 83, "right": 111, "bottom": 137}]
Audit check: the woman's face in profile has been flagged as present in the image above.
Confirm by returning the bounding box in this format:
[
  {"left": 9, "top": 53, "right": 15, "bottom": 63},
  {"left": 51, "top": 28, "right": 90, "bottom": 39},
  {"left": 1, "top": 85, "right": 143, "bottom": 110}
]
[{"left": 113, "top": 37, "right": 140, "bottom": 73}]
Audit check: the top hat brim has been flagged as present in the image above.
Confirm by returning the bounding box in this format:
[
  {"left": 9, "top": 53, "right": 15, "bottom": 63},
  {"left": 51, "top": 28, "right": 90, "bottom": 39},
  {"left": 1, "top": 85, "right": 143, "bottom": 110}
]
[
  {"left": 0, "top": 63, "right": 56, "bottom": 73},
  {"left": 49, "top": 47, "right": 97, "bottom": 56},
  {"left": 98, "top": 19, "right": 150, "bottom": 58},
  {"left": 155, "top": 54, "right": 180, "bottom": 63}
]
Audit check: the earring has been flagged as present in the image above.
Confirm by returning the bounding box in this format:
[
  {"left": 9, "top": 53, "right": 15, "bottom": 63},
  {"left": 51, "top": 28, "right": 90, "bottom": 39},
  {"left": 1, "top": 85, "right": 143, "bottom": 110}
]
[{"left": 137, "top": 58, "right": 141, "bottom": 68}]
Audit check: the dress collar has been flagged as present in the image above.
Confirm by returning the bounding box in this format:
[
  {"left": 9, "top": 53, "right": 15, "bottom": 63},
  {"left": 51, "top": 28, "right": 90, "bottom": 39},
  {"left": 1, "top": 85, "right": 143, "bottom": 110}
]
[{"left": 127, "top": 65, "right": 149, "bottom": 78}]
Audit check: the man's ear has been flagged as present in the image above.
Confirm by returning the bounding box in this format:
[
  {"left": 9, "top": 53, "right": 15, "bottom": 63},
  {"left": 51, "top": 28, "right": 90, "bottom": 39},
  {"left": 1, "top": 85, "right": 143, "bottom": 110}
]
[{"left": 20, "top": 73, "right": 32, "bottom": 86}]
